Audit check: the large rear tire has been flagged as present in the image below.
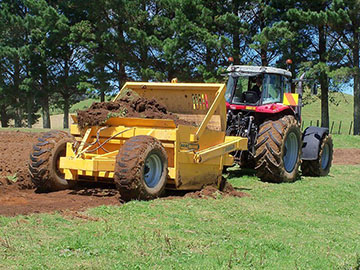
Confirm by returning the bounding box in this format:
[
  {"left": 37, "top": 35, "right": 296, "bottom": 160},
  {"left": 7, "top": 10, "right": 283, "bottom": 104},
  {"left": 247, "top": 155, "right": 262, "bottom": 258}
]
[
  {"left": 301, "top": 134, "right": 333, "bottom": 176},
  {"left": 255, "top": 115, "right": 301, "bottom": 183},
  {"left": 114, "top": 135, "right": 168, "bottom": 201},
  {"left": 29, "top": 131, "right": 75, "bottom": 192}
]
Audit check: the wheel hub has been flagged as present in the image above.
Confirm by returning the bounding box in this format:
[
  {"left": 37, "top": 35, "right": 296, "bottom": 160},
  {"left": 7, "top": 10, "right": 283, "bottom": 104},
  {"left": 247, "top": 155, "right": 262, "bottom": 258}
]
[
  {"left": 283, "top": 132, "right": 299, "bottom": 173},
  {"left": 321, "top": 144, "right": 330, "bottom": 170},
  {"left": 144, "top": 153, "right": 163, "bottom": 188}
]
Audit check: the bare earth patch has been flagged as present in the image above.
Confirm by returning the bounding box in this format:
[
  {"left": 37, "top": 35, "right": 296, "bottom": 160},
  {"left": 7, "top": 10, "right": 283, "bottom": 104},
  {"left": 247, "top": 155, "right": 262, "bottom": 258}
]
[{"left": 332, "top": 148, "right": 360, "bottom": 165}]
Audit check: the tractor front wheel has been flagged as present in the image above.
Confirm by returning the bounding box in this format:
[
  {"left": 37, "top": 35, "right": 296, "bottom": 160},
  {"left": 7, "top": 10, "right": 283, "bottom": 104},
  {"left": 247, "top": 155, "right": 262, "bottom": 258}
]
[
  {"left": 301, "top": 134, "right": 333, "bottom": 176},
  {"left": 114, "top": 135, "right": 168, "bottom": 201},
  {"left": 255, "top": 115, "right": 301, "bottom": 182},
  {"left": 29, "top": 131, "right": 75, "bottom": 192}
]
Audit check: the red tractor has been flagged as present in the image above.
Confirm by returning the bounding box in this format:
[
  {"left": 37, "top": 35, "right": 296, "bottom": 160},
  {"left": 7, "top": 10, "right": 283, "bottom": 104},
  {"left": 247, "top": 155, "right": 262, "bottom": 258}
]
[{"left": 225, "top": 63, "right": 333, "bottom": 182}]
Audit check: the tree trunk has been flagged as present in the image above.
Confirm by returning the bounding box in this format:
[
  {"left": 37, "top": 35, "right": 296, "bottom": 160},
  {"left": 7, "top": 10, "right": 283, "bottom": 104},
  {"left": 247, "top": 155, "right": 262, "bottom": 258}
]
[
  {"left": 41, "top": 70, "right": 51, "bottom": 129},
  {"left": 14, "top": 105, "right": 22, "bottom": 127},
  {"left": 353, "top": 27, "right": 360, "bottom": 135},
  {"left": 63, "top": 95, "right": 69, "bottom": 129},
  {"left": 233, "top": 33, "right": 240, "bottom": 65},
  {"left": 41, "top": 93, "right": 51, "bottom": 129},
  {"left": 0, "top": 105, "right": 9, "bottom": 127},
  {"left": 100, "top": 65, "right": 106, "bottom": 102},
  {"left": 14, "top": 58, "right": 22, "bottom": 127},
  {"left": 232, "top": 0, "right": 241, "bottom": 65},
  {"left": 118, "top": 62, "right": 126, "bottom": 90},
  {"left": 26, "top": 95, "right": 33, "bottom": 128},
  {"left": 259, "top": 5, "right": 268, "bottom": 66},
  {"left": 319, "top": 25, "right": 329, "bottom": 128}
]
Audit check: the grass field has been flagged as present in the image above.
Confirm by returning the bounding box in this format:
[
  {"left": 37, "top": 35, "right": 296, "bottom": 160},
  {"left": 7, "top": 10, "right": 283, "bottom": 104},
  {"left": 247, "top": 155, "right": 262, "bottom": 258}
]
[
  {"left": 301, "top": 91, "right": 354, "bottom": 135},
  {"left": 1, "top": 164, "right": 360, "bottom": 270}
]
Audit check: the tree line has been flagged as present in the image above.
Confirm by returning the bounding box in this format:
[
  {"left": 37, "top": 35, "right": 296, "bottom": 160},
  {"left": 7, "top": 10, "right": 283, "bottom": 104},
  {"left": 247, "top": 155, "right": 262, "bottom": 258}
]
[{"left": 0, "top": 0, "right": 359, "bottom": 134}]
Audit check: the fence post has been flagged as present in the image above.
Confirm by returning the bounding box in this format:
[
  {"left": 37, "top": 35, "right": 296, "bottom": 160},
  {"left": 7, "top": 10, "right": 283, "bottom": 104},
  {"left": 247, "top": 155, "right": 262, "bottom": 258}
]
[
  {"left": 330, "top": 121, "right": 334, "bottom": 134},
  {"left": 349, "top": 121, "right": 353, "bottom": 135},
  {"left": 310, "top": 120, "right": 312, "bottom": 127},
  {"left": 316, "top": 119, "right": 319, "bottom": 127},
  {"left": 338, "top": 120, "right": 342, "bottom": 134}
]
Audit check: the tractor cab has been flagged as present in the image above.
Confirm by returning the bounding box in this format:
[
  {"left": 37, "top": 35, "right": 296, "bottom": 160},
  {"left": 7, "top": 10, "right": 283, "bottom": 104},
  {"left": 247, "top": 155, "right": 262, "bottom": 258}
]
[{"left": 225, "top": 65, "right": 293, "bottom": 109}]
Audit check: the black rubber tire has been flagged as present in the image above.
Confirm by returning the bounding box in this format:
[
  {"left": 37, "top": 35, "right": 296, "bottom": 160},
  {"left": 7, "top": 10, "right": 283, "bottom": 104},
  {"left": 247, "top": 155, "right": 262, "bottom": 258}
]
[
  {"left": 114, "top": 135, "right": 168, "bottom": 201},
  {"left": 28, "top": 131, "right": 75, "bottom": 192},
  {"left": 255, "top": 115, "right": 302, "bottom": 183},
  {"left": 301, "top": 134, "right": 333, "bottom": 176}
]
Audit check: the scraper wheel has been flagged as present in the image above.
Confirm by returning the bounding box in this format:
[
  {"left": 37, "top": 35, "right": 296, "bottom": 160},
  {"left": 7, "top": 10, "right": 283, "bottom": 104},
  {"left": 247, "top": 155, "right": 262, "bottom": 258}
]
[
  {"left": 114, "top": 136, "right": 168, "bottom": 201},
  {"left": 28, "top": 131, "right": 75, "bottom": 192}
]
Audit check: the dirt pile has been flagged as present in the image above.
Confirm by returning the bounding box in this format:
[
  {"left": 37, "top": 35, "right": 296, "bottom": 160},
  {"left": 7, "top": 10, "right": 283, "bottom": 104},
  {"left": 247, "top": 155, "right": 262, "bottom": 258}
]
[
  {"left": 77, "top": 89, "right": 192, "bottom": 129},
  {"left": 0, "top": 131, "right": 40, "bottom": 190},
  {"left": 184, "top": 182, "right": 250, "bottom": 199}
]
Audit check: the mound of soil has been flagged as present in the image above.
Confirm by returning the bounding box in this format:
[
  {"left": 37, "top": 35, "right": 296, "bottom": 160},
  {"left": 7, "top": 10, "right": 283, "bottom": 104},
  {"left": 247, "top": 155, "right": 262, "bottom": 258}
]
[
  {"left": 0, "top": 131, "right": 41, "bottom": 190},
  {"left": 77, "top": 89, "right": 192, "bottom": 129},
  {"left": 184, "top": 183, "right": 250, "bottom": 199}
]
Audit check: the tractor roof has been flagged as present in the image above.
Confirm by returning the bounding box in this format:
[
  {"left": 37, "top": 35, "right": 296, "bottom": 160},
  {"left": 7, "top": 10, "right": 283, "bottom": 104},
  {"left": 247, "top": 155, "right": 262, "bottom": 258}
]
[{"left": 226, "top": 65, "right": 292, "bottom": 77}]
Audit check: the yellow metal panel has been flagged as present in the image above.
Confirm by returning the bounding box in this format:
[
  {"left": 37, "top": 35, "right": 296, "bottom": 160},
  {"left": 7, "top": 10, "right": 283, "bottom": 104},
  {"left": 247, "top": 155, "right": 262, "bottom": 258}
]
[
  {"left": 77, "top": 170, "right": 114, "bottom": 178},
  {"left": 193, "top": 136, "right": 247, "bottom": 163},
  {"left": 115, "top": 82, "right": 225, "bottom": 118},
  {"left": 175, "top": 163, "right": 221, "bottom": 190},
  {"left": 60, "top": 157, "right": 115, "bottom": 172},
  {"left": 105, "top": 117, "right": 177, "bottom": 128},
  {"left": 193, "top": 84, "right": 226, "bottom": 141},
  {"left": 223, "top": 154, "right": 235, "bottom": 166},
  {"left": 168, "top": 167, "right": 175, "bottom": 179},
  {"left": 70, "top": 125, "right": 177, "bottom": 141}
]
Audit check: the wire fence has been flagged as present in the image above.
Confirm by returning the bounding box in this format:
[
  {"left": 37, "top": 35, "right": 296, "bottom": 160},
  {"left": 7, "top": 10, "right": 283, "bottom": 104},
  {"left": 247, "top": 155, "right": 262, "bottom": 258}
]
[{"left": 301, "top": 120, "right": 354, "bottom": 135}]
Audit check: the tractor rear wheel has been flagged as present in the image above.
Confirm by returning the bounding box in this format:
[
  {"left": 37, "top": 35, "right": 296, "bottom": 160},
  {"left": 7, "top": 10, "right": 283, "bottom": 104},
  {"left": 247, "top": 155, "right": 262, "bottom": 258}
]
[
  {"left": 29, "top": 131, "right": 75, "bottom": 192},
  {"left": 301, "top": 134, "right": 333, "bottom": 176},
  {"left": 255, "top": 115, "right": 301, "bottom": 182},
  {"left": 114, "top": 135, "right": 168, "bottom": 201}
]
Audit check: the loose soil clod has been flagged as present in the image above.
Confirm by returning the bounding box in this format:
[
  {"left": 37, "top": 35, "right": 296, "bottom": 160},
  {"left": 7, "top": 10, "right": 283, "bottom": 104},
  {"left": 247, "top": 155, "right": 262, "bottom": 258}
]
[
  {"left": 77, "top": 89, "right": 192, "bottom": 129},
  {"left": 184, "top": 182, "right": 250, "bottom": 199}
]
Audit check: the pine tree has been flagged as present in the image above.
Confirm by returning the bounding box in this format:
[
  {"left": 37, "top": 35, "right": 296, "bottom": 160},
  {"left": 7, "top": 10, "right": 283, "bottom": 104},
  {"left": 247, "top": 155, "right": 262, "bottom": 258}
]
[
  {"left": 288, "top": 0, "right": 344, "bottom": 128},
  {"left": 331, "top": 0, "right": 360, "bottom": 135}
]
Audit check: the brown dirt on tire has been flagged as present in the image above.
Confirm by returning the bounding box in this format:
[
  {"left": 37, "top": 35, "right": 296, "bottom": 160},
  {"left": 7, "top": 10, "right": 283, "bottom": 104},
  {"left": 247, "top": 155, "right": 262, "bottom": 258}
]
[
  {"left": 114, "top": 135, "right": 168, "bottom": 201},
  {"left": 255, "top": 115, "right": 301, "bottom": 182},
  {"left": 77, "top": 89, "right": 192, "bottom": 129},
  {"left": 332, "top": 148, "right": 360, "bottom": 165}
]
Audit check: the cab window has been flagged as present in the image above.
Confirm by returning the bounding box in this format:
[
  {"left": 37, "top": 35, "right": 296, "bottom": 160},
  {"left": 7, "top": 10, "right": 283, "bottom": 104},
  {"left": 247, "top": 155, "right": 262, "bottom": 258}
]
[{"left": 262, "top": 74, "right": 282, "bottom": 104}]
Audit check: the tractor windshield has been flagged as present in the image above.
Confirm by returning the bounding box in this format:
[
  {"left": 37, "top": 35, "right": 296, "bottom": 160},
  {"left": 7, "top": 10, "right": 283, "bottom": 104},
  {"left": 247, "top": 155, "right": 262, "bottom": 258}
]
[
  {"left": 225, "top": 74, "right": 291, "bottom": 105},
  {"left": 262, "top": 74, "right": 292, "bottom": 104},
  {"left": 225, "top": 76, "right": 249, "bottom": 104}
]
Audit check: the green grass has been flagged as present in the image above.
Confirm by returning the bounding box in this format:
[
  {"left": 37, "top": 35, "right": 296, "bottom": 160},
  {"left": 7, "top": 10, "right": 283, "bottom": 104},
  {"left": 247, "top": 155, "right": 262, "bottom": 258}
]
[
  {"left": 302, "top": 91, "right": 354, "bottom": 134},
  {"left": 69, "top": 98, "right": 99, "bottom": 113},
  {"left": 1, "top": 165, "right": 360, "bottom": 269},
  {"left": 332, "top": 134, "right": 360, "bottom": 148}
]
